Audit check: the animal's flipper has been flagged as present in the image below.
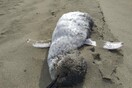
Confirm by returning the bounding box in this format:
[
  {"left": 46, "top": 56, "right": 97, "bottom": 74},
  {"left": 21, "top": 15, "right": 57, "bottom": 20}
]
[
  {"left": 47, "top": 76, "right": 59, "bottom": 88},
  {"left": 84, "top": 38, "right": 96, "bottom": 46},
  {"left": 27, "top": 39, "right": 51, "bottom": 48},
  {"left": 32, "top": 42, "right": 51, "bottom": 48}
]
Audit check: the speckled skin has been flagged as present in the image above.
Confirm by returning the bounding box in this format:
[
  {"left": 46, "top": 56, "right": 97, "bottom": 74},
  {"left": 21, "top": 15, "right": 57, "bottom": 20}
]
[{"left": 47, "top": 11, "right": 93, "bottom": 86}]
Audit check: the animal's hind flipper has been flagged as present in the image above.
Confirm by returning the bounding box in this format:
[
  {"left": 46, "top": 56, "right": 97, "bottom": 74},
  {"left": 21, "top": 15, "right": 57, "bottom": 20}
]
[{"left": 47, "top": 76, "right": 59, "bottom": 88}]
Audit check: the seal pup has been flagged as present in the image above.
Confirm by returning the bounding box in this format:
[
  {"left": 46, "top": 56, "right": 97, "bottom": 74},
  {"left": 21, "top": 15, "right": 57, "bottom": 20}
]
[{"left": 47, "top": 11, "right": 94, "bottom": 87}]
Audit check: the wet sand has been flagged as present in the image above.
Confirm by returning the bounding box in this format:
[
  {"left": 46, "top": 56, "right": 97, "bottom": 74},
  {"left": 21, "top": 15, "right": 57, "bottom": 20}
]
[{"left": 0, "top": 0, "right": 127, "bottom": 88}]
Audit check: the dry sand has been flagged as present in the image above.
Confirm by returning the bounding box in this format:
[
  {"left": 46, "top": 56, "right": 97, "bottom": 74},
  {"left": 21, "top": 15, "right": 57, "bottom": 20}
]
[
  {"left": 98, "top": 0, "right": 132, "bottom": 88},
  {"left": 0, "top": 0, "right": 128, "bottom": 88}
]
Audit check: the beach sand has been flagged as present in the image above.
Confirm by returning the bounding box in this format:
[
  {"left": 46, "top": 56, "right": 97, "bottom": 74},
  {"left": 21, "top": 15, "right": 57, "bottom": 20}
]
[
  {"left": 98, "top": 0, "right": 132, "bottom": 87},
  {"left": 0, "top": 0, "right": 130, "bottom": 88}
]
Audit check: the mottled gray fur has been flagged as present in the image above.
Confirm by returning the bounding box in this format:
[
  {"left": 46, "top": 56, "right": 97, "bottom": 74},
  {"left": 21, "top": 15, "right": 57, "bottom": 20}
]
[{"left": 47, "top": 11, "right": 93, "bottom": 87}]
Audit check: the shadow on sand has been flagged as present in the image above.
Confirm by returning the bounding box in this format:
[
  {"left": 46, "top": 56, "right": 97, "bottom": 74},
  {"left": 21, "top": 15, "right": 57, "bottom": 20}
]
[{"left": 39, "top": 50, "right": 51, "bottom": 88}]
